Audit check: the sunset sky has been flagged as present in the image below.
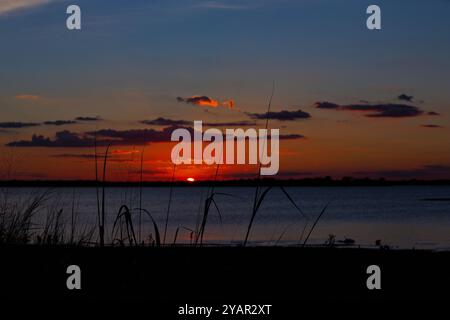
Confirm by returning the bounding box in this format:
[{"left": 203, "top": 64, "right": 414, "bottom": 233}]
[{"left": 1, "top": 0, "right": 449, "bottom": 181}]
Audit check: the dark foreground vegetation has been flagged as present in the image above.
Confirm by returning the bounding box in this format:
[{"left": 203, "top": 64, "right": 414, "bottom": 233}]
[{"left": 1, "top": 246, "right": 449, "bottom": 302}]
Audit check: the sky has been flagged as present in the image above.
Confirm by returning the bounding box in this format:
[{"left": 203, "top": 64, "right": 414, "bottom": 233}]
[{"left": 0, "top": 0, "right": 449, "bottom": 181}]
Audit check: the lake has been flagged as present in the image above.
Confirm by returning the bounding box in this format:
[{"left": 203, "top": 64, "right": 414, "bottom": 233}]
[{"left": 4, "top": 186, "right": 450, "bottom": 249}]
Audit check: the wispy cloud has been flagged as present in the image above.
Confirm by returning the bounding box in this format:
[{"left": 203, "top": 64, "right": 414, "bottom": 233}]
[
  {"left": 75, "top": 116, "right": 102, "bottom": 122},
  {"left": 315, "top": 101, "right": 438, "bottom": 118},
  {"left": 397, "top": 94, "right": 414, "bottom": 102},
  {"left": 15, "top": 94, "right": 41, "bottom": 101},
  {"left": 204, "top": 120, "right": 257, "bottom": 126},
  {"left": 247, "top": 109, "right": 311, "bottom": 121},
  {"left": 44, "top": 120, "right": 77, "bottom": 126},
  {"left": 354, "top": 165, "right": 450, "bottom": 179},
  {"left": 0, "top": 0, "right": 53, "bottom": 16},
  {"left": 0, "top": 122, "right": 40, "bottom": 128},
  {"left": 421, "top": 124, "right": 444, "bottom": 129},
  {"left": 6, "top": 125, "right": 305, "bottom": 147},
  {"left": 191, "top": 0, "right": 263, "bottom": 10},
  {"left": 6, "top": 126, "right": 190, "bottom": 147},
  {"left": 141, "top": 117, "right": 191, "bottom": 126}
]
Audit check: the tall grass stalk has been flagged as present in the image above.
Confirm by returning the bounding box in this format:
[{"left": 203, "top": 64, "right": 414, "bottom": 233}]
[
  {"left": 112, "top": 205, "right": 137, "bottom": 246},
  {"left": 94, "top": 132, "right": 101, "bottom": 245},
  {"left": 302, "top": 201, "right": 332, "bottom": 247},
  {"left": 195, "top": 159, "right": 223, "bottom": 246},
  {"left": 70, "top": 188, "right": 76, "bottom": 244},
  {"left": 136, "top": 208, "right": 161, "bottom": 247},
  {"left": 138, "top": 146, "right": 145, "bottom": 244},
  {"left": 163, "top": 163, "right": 176, "bottom": 245},
  {"left": 99, "top": 144, "right": 111, "bottom": 246},
  {"left": 244, "top": 82, "right": 275, "bottom": 246}
]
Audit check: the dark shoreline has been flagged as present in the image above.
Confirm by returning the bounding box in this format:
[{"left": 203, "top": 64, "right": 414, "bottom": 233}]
[
  {"left": 1, "top": 177, "right": 450, "bottom": 188},
  {"left": 1, "top": 246, "right": 449, "bottom": 302}
]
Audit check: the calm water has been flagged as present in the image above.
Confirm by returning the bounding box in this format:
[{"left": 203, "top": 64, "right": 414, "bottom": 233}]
[{"left": 5, "top": 186, "right": 450, "bottom": 249}]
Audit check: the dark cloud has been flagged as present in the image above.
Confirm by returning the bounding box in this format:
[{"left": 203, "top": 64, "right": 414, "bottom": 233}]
[
  {"left": 246, "top": 109, "right": 311, "bottom": 121},
  {"left": 397, "top": 94, "right": 414, "bottom": 102},
  {"left": 119, "top": 168, "right": 167, "bottom": 175},
  {"left": 224, "top": 132, "right": 305, "bottom": 141},
  {"left": 354, "top": 165, "right": 450, "bottom": 179},
  {"left": 177, "top": 96, "right": 219, "bottom": 108},
  {"left": 52, "top": 153, "right": 96, "bottom": 159},
  {"left": 51, "top": 153, "right": 134, "bottom": 163},
  {"left": 7, "top": 131, "right": 96, "bottom": 148},
  {"left": 86, "top": 126, "right": 188, "bottom": 144},
  {"left": 141, "top": 117, "right": 191, "bottom": 126},
  {"left": 204, "top": 120, "right": 257, "bottom": 127},
  {"left": 44, "top": 120, "right": 77, "bottom": 126},
  {"left": 314, "top": 101, "right": 437, "bottom": 118},
  {"left": 0, "top": 122, "right": 41, "bottom": 128},
  {"left": 75, "top": 116, "right": 102, "bottom": 121},
  {"left": 278, "top": 134, "right": 305, "bottom": 140},
  {"left": 314, "top": 102, "right": 340, "bottom": 109},
  {"left": 142, "top": 119, "right": 258, "bottom": 127},
  {"left": 421, "top": 124, "right": 444, "bottom": 128},
  {"left": 427, "top": 111, "right": 440, "bottom": 116},
  {"left": 7, "top": 124, "right": 304, "bottom": 147},
  {"left": 177, "top": 95, "right": 236, "bottom": 109}
]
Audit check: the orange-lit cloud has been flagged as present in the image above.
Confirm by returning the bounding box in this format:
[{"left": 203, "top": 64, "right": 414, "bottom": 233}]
[
  {"left": 177, "top": 95, "right": 218, "bottom": 107},
  {"left": 15, "top": 94, "right": 41, "bottom": 101},
  {"left": 177, "top": 95, "right": 235, "bottom": 109},
  {"left": 110, "top": 149, "right": 140, "bottom": 155},
  {"left": 222, "top": 99, "right": 235, "bottom": 109},
  {"left": 0, "top": 0, "right": 53, "bottom": 16}
]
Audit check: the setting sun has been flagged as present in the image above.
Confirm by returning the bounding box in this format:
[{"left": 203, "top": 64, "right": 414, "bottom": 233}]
[{"left": 187, "top": 177, "right": 195, "bottom": 182}]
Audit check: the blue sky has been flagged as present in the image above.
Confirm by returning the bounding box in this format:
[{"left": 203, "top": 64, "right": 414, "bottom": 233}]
[{"left": 0, "top": 0, "right": 449, "bottom": 180}]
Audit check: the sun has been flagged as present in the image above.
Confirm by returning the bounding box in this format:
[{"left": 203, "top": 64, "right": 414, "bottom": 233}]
[{"left": 187, "top": 177, "right": 195, "bottom": 182}]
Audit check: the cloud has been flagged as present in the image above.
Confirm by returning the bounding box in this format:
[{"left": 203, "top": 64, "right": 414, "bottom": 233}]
[
  {"left": 314, "top": 101, "right": 437, "bottom": 118},
  {"left": 6, "top": 126, "right": 192, "bottom": 147},
  {"left": 204, "top": 120, "right": 257, "bottom": 126},
  {"left": 0, "top": 122, "right": 40, "bottom": 128},
  {"left": 1, "top": 119, "right": 85, "bottom": 129},
  {"left": 246, "top": 109, "right": 311, "bottom": 121},
  {"left": 141, "top": 117, "right": 191, "bottom": 126},
  {"left": 6, "top": 124, "right": 305, "bottom": 148},
  {"left": 44, "top": 120, "right": 77, "bottom": 126},
  {"left": 354, "top": 165, "right": 450, "bottom": 179},
  {"left": 51, "top": 154, "right": 97, "bottom": 160},
  {"left": 193, "top": 1, "right": 249, "bottom": 10},
  {"left": 222, "top": 99, "right": 235, "bottom": 109},
  {"left": 177, "top": 95, "right": 219, "bottom": 108},
  {"left": 7, "top": 131, "right": 97, "bottom": 148},
  {"left": 421, "top": 124, "right": 444, "bottom": 128},
  {"left": 51, "top": 152, "right": 138, "bottom": 163},
  {"left": 15, "top": 94, "right": 41, "bottom": 101},
  {"left": 141, "top": 117, "right": 256, "bottom": 127},
  {"left": 224, "top": 132, "right": 305, "bottom": 141},
  {"left": 397, "top": 94, "right": 414, "bottom": 102},
  {"left": 277, "top": 134, "right": 305, "bottom": 140},
  {"left": 110, "top": 149, "right": 140, "bottom": 155},
  {"left": 87, "top": 126, "right": 187, "bottom": 144},
  {"left": 0, "top": 0, "right": 53, "bottom": 15},
  {"left": 75, "top": 116, "right": 102, "bottom": 121},
  {"left": 191, "top": 0, "right": 265, "bottom": 11},
  {"left": 177, "top": 95, "right": 235, "bottom": 109}
]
